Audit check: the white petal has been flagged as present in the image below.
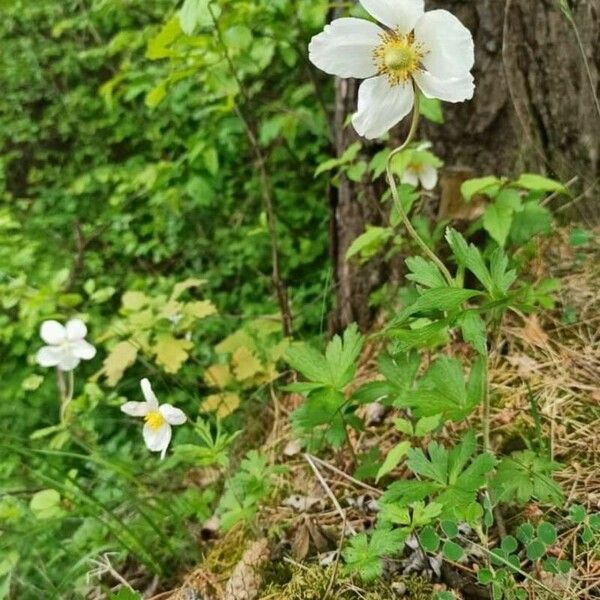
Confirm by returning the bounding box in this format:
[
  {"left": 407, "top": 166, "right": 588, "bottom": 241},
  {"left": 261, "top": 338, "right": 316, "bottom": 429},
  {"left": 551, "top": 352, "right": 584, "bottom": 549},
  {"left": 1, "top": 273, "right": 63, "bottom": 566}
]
[
  {"left": 36, "top": 346, "right": 62, "bottom": 367},
  {"left": 352, "top": 76, "right": 415, "bottom": 139},
  {"left": 40, "top": 320, "right": 66, "bottom": 345},
  {"left": 121, "top": 401, "right": 150, "bottom": 417},
  {"left": 419, "top": 165, "right": 439, "bottom": 190},
  {"left": 140, "top": 378, "right": 159, "bottom": 410},
  {"left": 71, "top": 339, "right": 97, "bottom": 360},
  {"left": 308, "top": 18, "right": 382, "bottom": 79},
  {"left": 414, "top": 10, "right": 474, "bottom": 78},
  {"left": 159, "top": 404, "right": 187, "bottom": 426},
  {"left": 57, "top": 351, "right": 80, "bottom": 372},
  {"left": 65, "top": 319, "right": 87, "bottom": 341},
  {"left": 143, "top": 422, "right": 172, "bottom": 456},
  {"left": 360, "top": 0, "right": 424, "bottom": 32},
  {"left": 413, "top": 70, "right": 474, "bottom": 103},
  {"left": 401, "top": 169, "right": 420, "bottom": 187}
]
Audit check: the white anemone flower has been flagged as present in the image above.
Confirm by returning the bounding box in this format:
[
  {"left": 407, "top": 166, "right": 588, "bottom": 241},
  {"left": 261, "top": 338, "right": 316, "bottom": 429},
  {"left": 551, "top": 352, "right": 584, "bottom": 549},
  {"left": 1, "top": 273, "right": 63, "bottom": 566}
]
[
  {"left": 36, "top": 319, "right": 97, "bottom": 372},
  {"left": 309, "top": 0, "right": 475, "bottom": 139},
  {"left": 121, "top": 378, "right": 187, "bottom": 459},
  {"left": 401, "top": 162, "right": 438, "bottom": 190}
]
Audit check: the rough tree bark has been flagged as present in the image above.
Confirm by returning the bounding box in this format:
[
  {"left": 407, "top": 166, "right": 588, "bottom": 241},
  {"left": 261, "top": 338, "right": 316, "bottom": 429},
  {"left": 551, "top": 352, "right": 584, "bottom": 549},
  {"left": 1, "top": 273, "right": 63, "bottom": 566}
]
[{"left": 330, "top": 0, "right": 600, "bottom": 331}]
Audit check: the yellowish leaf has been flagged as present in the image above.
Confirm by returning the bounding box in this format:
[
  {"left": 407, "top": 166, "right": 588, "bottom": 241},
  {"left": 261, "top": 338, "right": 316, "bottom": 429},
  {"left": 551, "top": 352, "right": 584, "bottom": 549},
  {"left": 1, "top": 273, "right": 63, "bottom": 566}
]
[
  {"left": 171, "top": 278, "right": 206, "bottom": 299},
  {"left": 154, "top": 334, "right": 193, "bottom": 373},
  {"left": 232, "top": 346, "right": 263, "bottom": 381},
  {"left": 122, "top": 291, "right": 149, "bottom": 311},
  {"left": 128, "top": 308, "right": 155, "bottom": 330},
  {"left": 185, "top": 300, "right": 217, "bottom": 320},
  {"left": 204, "top": 364, "right": 233, "bottom": 389},
  {"left": 252, "top": 363, "right": 279, "bottom": 386},
  {"left": 103, "top": 341, "right": 138, "bottom": 386},
  {"left": 158, "top": 299, "right": 183, "bottom": 321},
  {"left": 215, "top": 329, "right": 255, "bottom": 354},
  {"left": 201, "top": 392, "right": 241, "bottom": 418}
]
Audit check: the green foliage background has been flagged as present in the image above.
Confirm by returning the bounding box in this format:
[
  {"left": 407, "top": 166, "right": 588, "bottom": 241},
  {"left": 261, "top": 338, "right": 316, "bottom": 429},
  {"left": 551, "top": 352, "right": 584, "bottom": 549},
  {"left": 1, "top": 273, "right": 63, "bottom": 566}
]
[{"left": 0, "top": 0, "right": 332, "bottom": 595}]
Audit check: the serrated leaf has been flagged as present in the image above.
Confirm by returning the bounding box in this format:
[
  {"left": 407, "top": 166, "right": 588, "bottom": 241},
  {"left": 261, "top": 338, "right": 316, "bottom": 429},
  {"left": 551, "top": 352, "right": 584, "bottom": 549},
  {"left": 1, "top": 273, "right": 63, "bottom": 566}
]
[
  {"left": 527, "top": 539, "right": 546, "bottom": 561},
  {"left": 459, "top": 312, "right": 487, "bottom": 355},
  {"left": 415, "top": 414, "right": 442, "bottom": 437},
  {"left": 201, "top": 392, "right": 240, "bottom": 419},
  {"left": 568, "top": 504, "right": 586, "bottom": 524},
  {"left": 231, "top": 346, "right": 263, "bottom": 381},
  {"left": 406, "top": 256, "right": 449, "bottom": 289},
  {"left": 537, "top": 522, "right": 557, "bottom": 545},
  {"left": 153, "top": 334, "right": 193, "bottom": 373},
  {"left": 376, "top": 441, "right": 411, "bottom": 482},
  {"left": 103, "top": 340, "right": 138, "bottom": 386},
  {"left": 394, "top": 288, "right": 481, "bottom": 324},
  {"left": 203, "top": 364, "right": 233, "bottom": 389},
  {"left": 184, "top": 300, "right": 217, "bottom": 319},
  {"left": 516, "top": 523, "right": 535, "bottom": 544},
  {"left": 501, "top": 536, "right": 518, "bottom": 554},
  {"left": 446, "top": 228, "right": 494, "bottom": 292}
]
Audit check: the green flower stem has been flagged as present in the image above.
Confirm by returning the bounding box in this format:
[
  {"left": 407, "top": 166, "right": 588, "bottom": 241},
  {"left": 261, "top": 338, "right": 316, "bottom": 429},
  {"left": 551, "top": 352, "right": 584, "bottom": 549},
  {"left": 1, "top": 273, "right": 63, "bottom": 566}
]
[{"left": 385, "top": 90, "right": 454, "bottom": 287}]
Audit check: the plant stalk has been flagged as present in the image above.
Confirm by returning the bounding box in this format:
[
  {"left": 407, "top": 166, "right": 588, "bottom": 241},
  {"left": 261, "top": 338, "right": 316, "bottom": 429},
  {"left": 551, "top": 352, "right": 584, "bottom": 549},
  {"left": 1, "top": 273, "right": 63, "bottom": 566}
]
[{"left": 385, "top": 89, "right": 454, "bottom": 286}]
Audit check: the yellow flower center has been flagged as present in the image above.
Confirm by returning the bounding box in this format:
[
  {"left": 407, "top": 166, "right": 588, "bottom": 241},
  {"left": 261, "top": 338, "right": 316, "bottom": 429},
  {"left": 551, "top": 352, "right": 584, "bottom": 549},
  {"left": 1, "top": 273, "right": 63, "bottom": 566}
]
[
  {"left": 374, "top": 30, "right": 424, "bottom": 86},
  {"left": 145, "top": 411, "right": 166, "bottom": 431}
]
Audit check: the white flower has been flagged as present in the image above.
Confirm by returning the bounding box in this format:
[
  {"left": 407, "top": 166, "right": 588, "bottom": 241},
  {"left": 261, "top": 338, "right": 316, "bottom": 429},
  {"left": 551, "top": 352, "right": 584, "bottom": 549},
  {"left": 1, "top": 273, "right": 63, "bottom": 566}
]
[
  {"left": 121, "top": 378, "right": 187, "bottom": 459},
  {"left": 401, "top": 162, "right": 438, "bottom": 190},
  {"left": 36, "top": 319, "right": 97, "bottom": 372},
  {"left": 309, "top": 0, "right": 475, "bottom": 139}
]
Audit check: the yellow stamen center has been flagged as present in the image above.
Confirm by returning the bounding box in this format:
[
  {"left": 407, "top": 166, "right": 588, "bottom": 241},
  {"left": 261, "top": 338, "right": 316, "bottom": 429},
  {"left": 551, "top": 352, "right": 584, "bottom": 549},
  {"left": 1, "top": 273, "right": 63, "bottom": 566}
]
[
  {"left": 145, "top": 411, "right": 166, "bottom": 431},
  {"left": 374, "top": 30, "right": 425, "bottom": 87}
]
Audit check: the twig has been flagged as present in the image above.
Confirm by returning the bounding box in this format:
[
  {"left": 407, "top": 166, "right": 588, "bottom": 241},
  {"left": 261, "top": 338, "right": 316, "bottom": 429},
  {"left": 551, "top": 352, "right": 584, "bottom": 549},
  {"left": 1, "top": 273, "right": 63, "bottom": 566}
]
[
  {"left": 308, "top": 454, "right": 382, "bottom": 496},
  {"left": 304, "top": 454, "right": 356, "bottom": 534},
  {"left": 323, "top": 512, "right": 347, "bottom": 600},
  {"left": 208, "top": 3, "right": 293, "bottom": 337}
]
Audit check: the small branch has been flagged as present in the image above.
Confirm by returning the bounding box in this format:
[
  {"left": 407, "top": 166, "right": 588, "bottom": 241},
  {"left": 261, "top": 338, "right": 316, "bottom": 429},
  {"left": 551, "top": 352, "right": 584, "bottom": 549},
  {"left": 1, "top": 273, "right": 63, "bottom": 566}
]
[
  {"left": 304, "top": 454, "right": 356, "bottom": 535},
  {"left": 208, "top": 3, "right": 293, "bottom": 337}
]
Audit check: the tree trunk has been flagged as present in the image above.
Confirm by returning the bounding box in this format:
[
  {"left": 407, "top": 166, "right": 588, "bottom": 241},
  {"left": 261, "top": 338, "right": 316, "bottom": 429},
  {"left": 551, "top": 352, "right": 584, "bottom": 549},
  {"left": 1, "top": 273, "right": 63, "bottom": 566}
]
[{"left": 331, "top": 0, "right": 599, "bottom": 331}]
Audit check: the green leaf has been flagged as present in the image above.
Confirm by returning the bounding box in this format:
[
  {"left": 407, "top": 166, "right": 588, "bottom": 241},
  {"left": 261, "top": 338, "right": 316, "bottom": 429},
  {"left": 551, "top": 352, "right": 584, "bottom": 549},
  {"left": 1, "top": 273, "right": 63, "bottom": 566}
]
[
  {"left": 30, "top": 489, "right": 63, "bottom": 520},
  {"left": 406, "top": 256, "right": 449, "bottom": 289},
  {"left": 446, "top": 228, "right": 494, "bottom": 292},
  {"left": 394, "top": 288, "right": 481, "bottom": 324},
  {"left": 491, "top": 450, "right": 563, "bottom": 505},
  {"left": 483, "top": 201, "right": 514, "bottom": 247},
  {"left": 443, "top": 540, "right": 464, "bottom": 561},
  {"left": 415, "top": 415, "right": 442, "bottom": 437},
  {"left": 343, "top": 527, "right": 405, "bottom": 582},
  {"left": 537, "top": 522, "right": 557, "bottom": 546},
  {"left": 459, "top": 312, "right": 487, "bottom": 355},
  {"left": 509, "top": 202, "right": 553, "bottom": 245},
  {"left": 478, "top": 568, "right": 494, "bottom": 585},
  {"left": 501, "top": 536, "right": 518, "bottom": 554},
  {"left": 419, "top": 96, "right": 444, "bottom": 123},
  {"left": 179, "top": 0, "right": 211, "bottom": 35},
  {"left": 441, "top": 520, "right": 459, "bottom": 539},
  {"left": 346, "top": 226, "right": 392, "bottom": 261},
  {"left": 376, "top": 441, "right": 411, "bottom": 482},
  {"left": 526, "top": 540, "right": 546, "bottom": 561},
  {"left": 461, "top": 176, "right": 502, "bottom": 201},
  {"left": 419, "top": 526, "right": 440, "bottom": 552},
  {"left": 516, "top": 523, "right": 535, "bottom": 544},
  {"left": 514, "top": 174, "right": 566, "bottom": 193},
  {"left": 110, "top": 590, "right": 142, "bottom": 600},
  {"left": 581, "top": 526, "right": 594, "bottom": 545},
  {"left": 568, "top": 504, "right": 586, "bottom": 524},
  {"left": 324, "top": 323, "right": 364, "bottom": 389}
]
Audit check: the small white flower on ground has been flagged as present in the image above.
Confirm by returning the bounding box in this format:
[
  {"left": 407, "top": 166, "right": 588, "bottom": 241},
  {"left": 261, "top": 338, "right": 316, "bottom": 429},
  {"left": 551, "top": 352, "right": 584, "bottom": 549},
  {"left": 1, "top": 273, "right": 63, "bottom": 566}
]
[
  {"left": 36, "top": 319, "right": 97, "bottom": 372},
  {"left": 309, "top": 0, "right": 475, "bottom": 139},
  {"left": 121, "top": 378, "right": 187, "bottom": 459},
  {"left": 401, "top": 162, "right": 438, "bottom": 190}
]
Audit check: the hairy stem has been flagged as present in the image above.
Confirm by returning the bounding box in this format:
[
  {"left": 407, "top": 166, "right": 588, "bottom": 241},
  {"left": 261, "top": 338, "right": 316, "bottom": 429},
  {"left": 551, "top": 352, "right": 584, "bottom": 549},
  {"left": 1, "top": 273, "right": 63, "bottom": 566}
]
[{"left": 385, "top": 91, "right": 454, "bottom": 286}]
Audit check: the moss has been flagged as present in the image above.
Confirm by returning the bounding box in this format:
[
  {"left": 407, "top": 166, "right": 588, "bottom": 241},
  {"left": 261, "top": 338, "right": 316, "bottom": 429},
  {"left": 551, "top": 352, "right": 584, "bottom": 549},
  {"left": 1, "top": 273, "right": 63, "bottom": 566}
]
[{"left": 259, "top": 563, "right": 433, "bottom": 600}]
